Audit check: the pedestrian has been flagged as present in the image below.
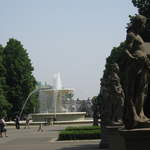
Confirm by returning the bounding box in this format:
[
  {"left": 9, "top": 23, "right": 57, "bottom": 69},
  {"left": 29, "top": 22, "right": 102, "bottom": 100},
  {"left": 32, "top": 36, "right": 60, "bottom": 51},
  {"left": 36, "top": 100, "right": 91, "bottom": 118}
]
[
  {"left": 15, "top": 115, "right": 20, "bottom": 129},
  {"left": 24, "top": 115, "right": 30, "bottom": 129},
  {"left": 37, "top": 123, "right": 43, "bottom": 132},
  {"left": 0, "top": 118, "right": 8, "bottom": 137}
]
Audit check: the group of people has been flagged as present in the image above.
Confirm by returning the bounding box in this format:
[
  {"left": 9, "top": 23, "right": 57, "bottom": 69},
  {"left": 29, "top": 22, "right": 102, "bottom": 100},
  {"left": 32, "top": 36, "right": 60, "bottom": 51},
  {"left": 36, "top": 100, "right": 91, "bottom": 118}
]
[
  {"left": 0, "top": 115, "right": 31, "bottom": 138},
  {"left": 15, "top": 115, "right": 31, "bottom": 129}
]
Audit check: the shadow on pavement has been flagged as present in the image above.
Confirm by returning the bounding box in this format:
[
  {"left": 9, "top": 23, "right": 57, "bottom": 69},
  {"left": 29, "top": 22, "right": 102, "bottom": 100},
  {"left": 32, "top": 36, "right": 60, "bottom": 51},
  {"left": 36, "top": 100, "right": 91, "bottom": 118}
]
[{"left": 57, "top": 144, "right": 99, "bottom": 150}]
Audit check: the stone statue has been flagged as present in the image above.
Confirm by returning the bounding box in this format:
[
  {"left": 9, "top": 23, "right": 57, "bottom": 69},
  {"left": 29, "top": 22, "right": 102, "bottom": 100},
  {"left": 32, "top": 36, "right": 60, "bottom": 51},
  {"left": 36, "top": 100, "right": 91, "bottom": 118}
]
[
  {"left": 100, "top": 63, "right": 124, "bottom": 125},
  {"left": 99, "top": 15, "right": 150, "bottom": 149},
  {"left": 123, "top": 15, "right": 150, "bottom": 129},
  {"left": 108, "top": 63, "right": 124, "bottom": 124},
  {"left": 92, "top": 96, "right": 99, "bottom": 126},
  {"left": 99, "top": 63, "right": 124, "bottom": 148}
]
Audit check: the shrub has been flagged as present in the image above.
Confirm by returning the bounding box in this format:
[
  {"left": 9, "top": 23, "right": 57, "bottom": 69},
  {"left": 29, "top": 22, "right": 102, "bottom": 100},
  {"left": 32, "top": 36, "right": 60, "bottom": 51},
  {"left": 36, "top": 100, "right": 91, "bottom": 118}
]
[
  {"left": 58, "top": 126, "right": 101, "bottom": 140},
  {"left": 65, "top": 126, "right": 100, "bottom": 131}
]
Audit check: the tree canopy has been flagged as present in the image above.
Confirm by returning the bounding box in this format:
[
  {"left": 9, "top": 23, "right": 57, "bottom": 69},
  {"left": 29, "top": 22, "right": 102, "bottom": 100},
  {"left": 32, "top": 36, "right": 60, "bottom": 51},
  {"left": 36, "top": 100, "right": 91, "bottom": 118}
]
[
  {"left": 132, "top": 0, "right": 150, "bottom": 17},
  {"left": 3, "top": 38, "right": 37, "bottom": 118},
  {"left": 0, "top": 45, "right": 12, "bottom": 118}
]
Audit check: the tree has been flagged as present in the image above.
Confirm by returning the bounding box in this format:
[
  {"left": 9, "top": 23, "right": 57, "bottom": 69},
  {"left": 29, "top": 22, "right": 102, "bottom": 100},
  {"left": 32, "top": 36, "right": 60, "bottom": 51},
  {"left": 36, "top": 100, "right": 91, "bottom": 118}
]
[
  {"left": 132, "top": 0, "right": 150, "bottom": 17},
  {"left": 106, "top": 42, "right": 125, "bottom": 65},
  {"left": 0, "top": 91, "right": 12, "bottom": 118},
  {"left": 132, "top": 0, "right": 150, "bottom": 41},
  {"left": 0, "top": 45, "right": 11, "bottom": 118},
  {"left": 3, "top": 38, "right": 37, "bottom": 118}
]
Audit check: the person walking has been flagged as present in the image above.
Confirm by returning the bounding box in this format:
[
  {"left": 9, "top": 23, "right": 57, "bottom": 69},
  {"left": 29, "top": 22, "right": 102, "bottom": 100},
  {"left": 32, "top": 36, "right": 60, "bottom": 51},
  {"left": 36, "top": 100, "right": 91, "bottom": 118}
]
[
  {"left": 15, "top": 115, "right": 20, "bottom": 129},
  {"left": 37, "top": 123, "right": 43, "bottom": 132},
  {"left": 0, "top": 118, "right": 8, "bottom": 137},
  {"left": 24, "top": 115, "right": 30, "bottom": 129}
]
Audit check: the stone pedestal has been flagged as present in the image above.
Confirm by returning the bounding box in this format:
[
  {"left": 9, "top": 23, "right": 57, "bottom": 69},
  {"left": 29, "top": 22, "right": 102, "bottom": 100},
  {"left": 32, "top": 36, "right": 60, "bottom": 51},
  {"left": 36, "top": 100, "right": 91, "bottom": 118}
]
[
  {"left": 99, "top": 125, "right": 123, "bottom": 149},
  {"left": 107, "top": 127, "right": 150, "bottom": 150},
  {"left": 106, "top": 126, "right": 125, "bottom": 150},
  {"left": 119, "top": 128, "right": 150, "bottom": 150},
  {"left": 99, "top": 126, "right": 110, "bottom": 149}
]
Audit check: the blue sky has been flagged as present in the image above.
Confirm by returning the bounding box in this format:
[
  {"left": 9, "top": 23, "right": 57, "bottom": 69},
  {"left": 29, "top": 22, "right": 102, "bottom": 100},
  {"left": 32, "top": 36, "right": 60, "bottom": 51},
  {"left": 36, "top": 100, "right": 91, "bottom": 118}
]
[{"left": 0, "top": 0, "right": 137, "bottom": 99}]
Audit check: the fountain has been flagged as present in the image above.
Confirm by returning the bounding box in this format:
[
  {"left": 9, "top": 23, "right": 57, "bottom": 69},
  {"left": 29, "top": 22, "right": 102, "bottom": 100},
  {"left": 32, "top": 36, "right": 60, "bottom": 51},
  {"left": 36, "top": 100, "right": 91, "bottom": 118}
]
[
  {"left": 31, "top": 73, "right": 86, "bottom": 122},
  {"left": 19, "top": 88, "right": 39, "bottom": 118}
]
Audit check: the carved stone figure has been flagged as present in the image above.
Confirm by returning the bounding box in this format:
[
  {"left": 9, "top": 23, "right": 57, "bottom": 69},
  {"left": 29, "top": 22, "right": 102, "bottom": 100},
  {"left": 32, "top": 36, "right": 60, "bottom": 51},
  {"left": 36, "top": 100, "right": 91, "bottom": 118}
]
[
  {"left": 123, "top": 15, "right": 150, "bottom": 129},
  {"left": 99, "top": 14, "right": 150, "bottom": 149},
  {"left": 92, "top": 96, "right": 100, "bottom": 126},
  {"left": 109, "top": 63, "right": 124, "bottom": 124},
  {"left": 100, "top": 63, "right": 124, "bottom": 125}
]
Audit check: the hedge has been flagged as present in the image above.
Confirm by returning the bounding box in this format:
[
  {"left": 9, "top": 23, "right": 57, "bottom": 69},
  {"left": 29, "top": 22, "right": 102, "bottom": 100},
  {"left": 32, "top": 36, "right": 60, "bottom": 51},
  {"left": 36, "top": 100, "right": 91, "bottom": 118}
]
[
  {"left": 65, "top": 126, "right": 100, "bottom": 131},
  {"left": 58, "top": 126, "right": 101, "bottom": 140}
]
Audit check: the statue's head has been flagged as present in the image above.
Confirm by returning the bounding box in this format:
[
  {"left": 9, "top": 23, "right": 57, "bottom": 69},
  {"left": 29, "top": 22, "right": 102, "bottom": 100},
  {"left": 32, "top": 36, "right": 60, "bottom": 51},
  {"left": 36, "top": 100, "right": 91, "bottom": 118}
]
[{"left": 131, "top": 15, "right": 147, "bottom": 32}]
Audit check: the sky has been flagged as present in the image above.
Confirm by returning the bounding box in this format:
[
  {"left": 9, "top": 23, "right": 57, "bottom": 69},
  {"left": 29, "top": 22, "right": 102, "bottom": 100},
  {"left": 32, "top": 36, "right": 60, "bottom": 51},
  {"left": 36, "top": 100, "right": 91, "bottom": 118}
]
[{"left": 0, "top": 0, "right": 137, "bottom": 99}]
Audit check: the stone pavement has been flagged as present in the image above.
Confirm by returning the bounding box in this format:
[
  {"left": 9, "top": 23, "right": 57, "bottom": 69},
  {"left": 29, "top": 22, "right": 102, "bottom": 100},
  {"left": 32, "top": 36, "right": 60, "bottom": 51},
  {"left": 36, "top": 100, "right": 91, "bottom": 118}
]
[{"left": 0, "top": 124, "right": 104, "bottom": 150}]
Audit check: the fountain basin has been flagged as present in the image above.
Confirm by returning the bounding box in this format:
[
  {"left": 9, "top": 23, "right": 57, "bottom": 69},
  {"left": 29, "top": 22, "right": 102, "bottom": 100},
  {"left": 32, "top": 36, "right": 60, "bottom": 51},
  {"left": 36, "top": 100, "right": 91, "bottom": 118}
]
[{"left": 31, "top": 112, "right": 86, "bottom": 122}]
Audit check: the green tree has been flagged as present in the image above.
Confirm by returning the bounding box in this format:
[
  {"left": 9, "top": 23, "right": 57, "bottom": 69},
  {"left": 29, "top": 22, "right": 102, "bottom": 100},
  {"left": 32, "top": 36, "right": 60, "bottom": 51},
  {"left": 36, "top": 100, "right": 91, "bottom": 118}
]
[
  {"left": 132, "top": 0, "right": 150, "bottom": 17},
  {"left": 106, "top": 42, "right": 125, "bottom": 65},
  {"left": 3, "top": 38, "right": 37, "bottom": 118},
  {"left": 0, "top": 45, "right": 11, "bottom": 118},
  {"left": 0, "top": 91, "right": 12, "bottom": 118}
]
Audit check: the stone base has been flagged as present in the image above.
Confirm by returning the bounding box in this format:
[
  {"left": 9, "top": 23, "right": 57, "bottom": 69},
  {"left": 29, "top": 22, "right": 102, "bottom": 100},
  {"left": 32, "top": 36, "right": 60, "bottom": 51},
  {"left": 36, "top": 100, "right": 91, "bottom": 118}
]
[
  {"left": 99, "top": 125, "right": 123, "bottom": 149},
  {"left": 99, "top": 126, "right": 110, "bottom": 149},
  {"left": 107, "top": 127, "right": 150, "bottom": 150},
  {"left": 106, "top": 126, "right": 124, "bottom": 150},
  {"left": 31, "top": 112, "right": 86, "bottom": 122},
  {"left": 99, "top": 141, "right": 109, "bottom": 149},
  {"left": 119, "top": 128, "right": 150, "bottom": 150}
]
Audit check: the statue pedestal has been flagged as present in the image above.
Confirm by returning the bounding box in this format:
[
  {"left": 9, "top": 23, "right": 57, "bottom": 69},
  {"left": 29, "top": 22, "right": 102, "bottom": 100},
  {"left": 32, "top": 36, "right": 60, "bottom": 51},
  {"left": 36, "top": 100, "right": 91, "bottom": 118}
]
[
  {"left": 105, "top": 126, "right": 124, "bottom": 150},
  {"left": 99, "top": 126, "right": 109, "bottom": 149},
  {"left": 99, "top": 125, "right": 123, "bottom": 149},
  {"left": 107, "top": 127, "right": 150, "bottom": 150},
  {"left": 119, "top": 128, "right": 150, "bottom": 150}
]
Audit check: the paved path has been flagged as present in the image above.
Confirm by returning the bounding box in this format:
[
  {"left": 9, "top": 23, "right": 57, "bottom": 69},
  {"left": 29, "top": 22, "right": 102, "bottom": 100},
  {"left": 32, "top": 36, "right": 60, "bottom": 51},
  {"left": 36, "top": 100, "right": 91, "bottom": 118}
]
[{"left": 0, "top": 124, "right": 103, "bottom": 150}]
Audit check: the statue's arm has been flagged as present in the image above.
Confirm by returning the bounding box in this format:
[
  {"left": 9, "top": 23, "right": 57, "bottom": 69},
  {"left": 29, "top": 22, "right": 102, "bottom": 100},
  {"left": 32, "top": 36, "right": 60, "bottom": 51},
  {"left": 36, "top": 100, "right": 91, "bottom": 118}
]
[
  {"left": 125, "top": 50, "right": 136, "bottom": 59},
  {"left": 125, "top": 32, "right": 136, "bottom": 59},
  {"left": 125, "top": 33, "right": 134, "bottom": 50}
]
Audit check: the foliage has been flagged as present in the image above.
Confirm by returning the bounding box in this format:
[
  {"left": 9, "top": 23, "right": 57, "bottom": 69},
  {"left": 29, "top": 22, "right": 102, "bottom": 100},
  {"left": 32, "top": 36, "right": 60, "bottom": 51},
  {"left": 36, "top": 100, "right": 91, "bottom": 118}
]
[
  {"left": 3, "top": 38, "right": 37, "bottom": 118},
  {"left": 58, "top": 126, "right": 101, "bottom": 140},
  {"left": 132, "top": 0, "right": 150, "bottom": 17},
  {"left": 0, "top": 92, "right": 12, "bottom": 118},
  {"left": 23, "top": 91, "right": 39, "bottom": 114},
  {"left": 65, "top": 126, "right": 100, "bottom": 131},
  {"left": 100, "top": 42, "right": 126, "bottom": 83},
  {"left": 0, "top": 45, "right": 12, "bottom": 118},
  {"left": 106, "top": 42, "right": 125, "bottom": 65}
]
